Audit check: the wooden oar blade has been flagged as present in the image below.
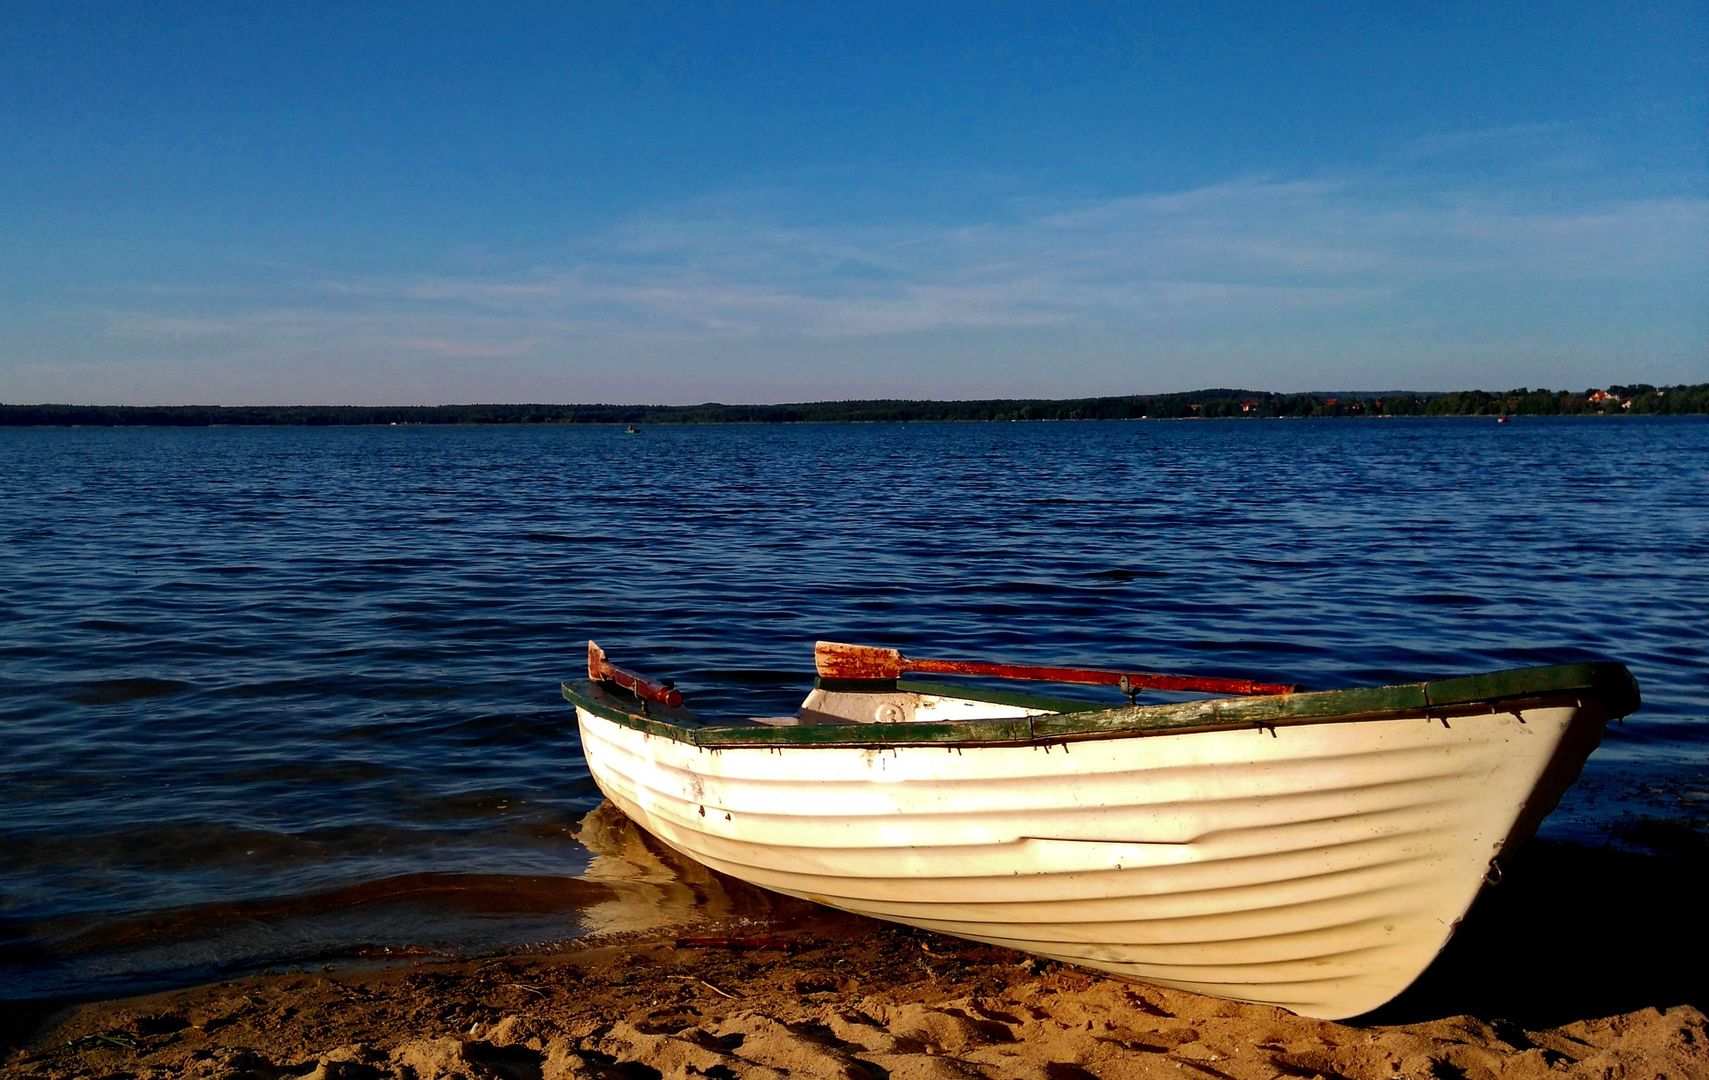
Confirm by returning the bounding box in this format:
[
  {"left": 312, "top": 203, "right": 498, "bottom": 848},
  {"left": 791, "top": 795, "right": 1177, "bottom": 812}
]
[{"left": 815, "top": 641, "right": 906, "bottom": 679}]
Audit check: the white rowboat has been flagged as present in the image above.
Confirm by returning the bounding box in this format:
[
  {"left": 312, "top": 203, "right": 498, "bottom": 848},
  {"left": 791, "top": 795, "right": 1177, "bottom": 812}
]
[{"left": 563, "top": 641, "right": 1639, "bottom": 1020}]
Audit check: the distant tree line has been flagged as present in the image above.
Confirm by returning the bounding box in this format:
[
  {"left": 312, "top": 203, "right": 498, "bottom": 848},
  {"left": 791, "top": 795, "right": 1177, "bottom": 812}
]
[{"left": 3, "top": 384, "right": 1706, "bottom": 426}]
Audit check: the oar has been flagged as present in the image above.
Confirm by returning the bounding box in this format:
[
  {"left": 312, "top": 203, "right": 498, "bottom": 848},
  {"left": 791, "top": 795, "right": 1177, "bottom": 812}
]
[
  {"left": 814, "top": 641, "right": 1294, "bottom": 697},
  {"left": 587, "top": 641, "right": 684, "bottom": 708}
]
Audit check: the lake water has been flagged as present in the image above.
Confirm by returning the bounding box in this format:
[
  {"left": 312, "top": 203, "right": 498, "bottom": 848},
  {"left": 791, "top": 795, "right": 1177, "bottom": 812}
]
[{"left": 2, "top": 417, "right": 1705, "bottom": 1001}]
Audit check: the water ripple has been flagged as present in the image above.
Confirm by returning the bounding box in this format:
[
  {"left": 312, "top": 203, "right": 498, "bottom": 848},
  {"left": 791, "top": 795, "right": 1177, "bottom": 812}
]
[{"left": 1, "top": 417, "right": 1704, "bottom": 999}]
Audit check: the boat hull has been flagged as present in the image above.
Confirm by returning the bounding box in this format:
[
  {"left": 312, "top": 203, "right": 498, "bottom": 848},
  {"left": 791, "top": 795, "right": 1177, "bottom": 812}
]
[{"left": 573, "top": 693, "right": 1610, "bottom": 1020}]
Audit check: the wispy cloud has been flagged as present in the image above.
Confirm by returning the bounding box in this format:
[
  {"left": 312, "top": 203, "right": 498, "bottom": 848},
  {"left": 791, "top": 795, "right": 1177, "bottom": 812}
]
[
  {"left": 65, "top": 133, "right": 1709, "bottom": 403},
  {"left": 1398, "top": 120, "right": 1581, "bottom": 163}
]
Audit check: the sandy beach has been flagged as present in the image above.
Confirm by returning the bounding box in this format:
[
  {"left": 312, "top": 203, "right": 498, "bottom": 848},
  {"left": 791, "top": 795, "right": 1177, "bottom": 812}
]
[
  {"left": 5, "top": 810, "right": 1705, "bottom": 1080},
  {"left": 4, "top": 912, "right": 1703, "bottom": 1079}
]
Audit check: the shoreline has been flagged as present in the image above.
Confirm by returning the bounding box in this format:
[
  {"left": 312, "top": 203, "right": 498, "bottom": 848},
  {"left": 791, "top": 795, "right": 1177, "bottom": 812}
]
[
  {"left": 6, "top": 388, "right": 1707, "bottom": 428},
  {"left": 6, "top": 839, "right": 1705, "bottom": 1079}
]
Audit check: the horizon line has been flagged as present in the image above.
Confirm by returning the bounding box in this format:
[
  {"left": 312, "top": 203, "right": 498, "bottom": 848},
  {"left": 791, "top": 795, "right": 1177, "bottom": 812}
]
[{"left": 8, "top": 382, "right": 1701, "bottom": 411}]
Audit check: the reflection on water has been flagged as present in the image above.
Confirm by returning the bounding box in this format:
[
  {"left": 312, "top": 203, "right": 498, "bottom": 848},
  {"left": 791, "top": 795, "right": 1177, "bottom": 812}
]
[{"left": 575, "top": 802, "right": 816, "bottom": 937}]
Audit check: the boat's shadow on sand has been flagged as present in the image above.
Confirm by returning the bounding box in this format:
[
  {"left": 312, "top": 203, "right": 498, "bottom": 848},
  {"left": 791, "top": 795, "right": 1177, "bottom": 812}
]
[
  {"left": 1372, "top": 839, "right": 1706, "bottom": 1027},
  {"left": 582, "top": 805, "right": 1704, "bottom": 1028}
]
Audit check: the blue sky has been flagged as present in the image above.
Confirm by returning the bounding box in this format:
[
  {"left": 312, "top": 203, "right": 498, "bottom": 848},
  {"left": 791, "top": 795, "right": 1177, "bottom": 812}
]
[{"left": 3, "top": 2, "right": 1705, "bottom": 405}]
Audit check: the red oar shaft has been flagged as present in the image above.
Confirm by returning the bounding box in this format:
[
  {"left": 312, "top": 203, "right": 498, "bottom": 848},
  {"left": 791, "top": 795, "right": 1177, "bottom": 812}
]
[
  {"left": 815, "top": 641, "right": 1292, "bottom": 697},
  {"left": 587, "top": 641, "right": 684, "bottom": 708}
]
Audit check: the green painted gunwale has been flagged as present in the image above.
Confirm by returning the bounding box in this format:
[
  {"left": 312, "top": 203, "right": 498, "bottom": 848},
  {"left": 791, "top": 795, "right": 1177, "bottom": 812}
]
[{"left": 562, "top": 661, "right": 1640, "bottom": 749}]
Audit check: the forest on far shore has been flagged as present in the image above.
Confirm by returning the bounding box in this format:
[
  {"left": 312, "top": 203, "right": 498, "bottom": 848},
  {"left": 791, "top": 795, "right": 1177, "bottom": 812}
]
[{"left": 3, "top": 383, "right": 1706, "bottom": 427}]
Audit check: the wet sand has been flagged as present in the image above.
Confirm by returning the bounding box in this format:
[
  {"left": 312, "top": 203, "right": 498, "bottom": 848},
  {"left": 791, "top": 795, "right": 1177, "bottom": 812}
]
[{"left": 5, "top": 812, "right": 1705, "bottom": 1079}]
